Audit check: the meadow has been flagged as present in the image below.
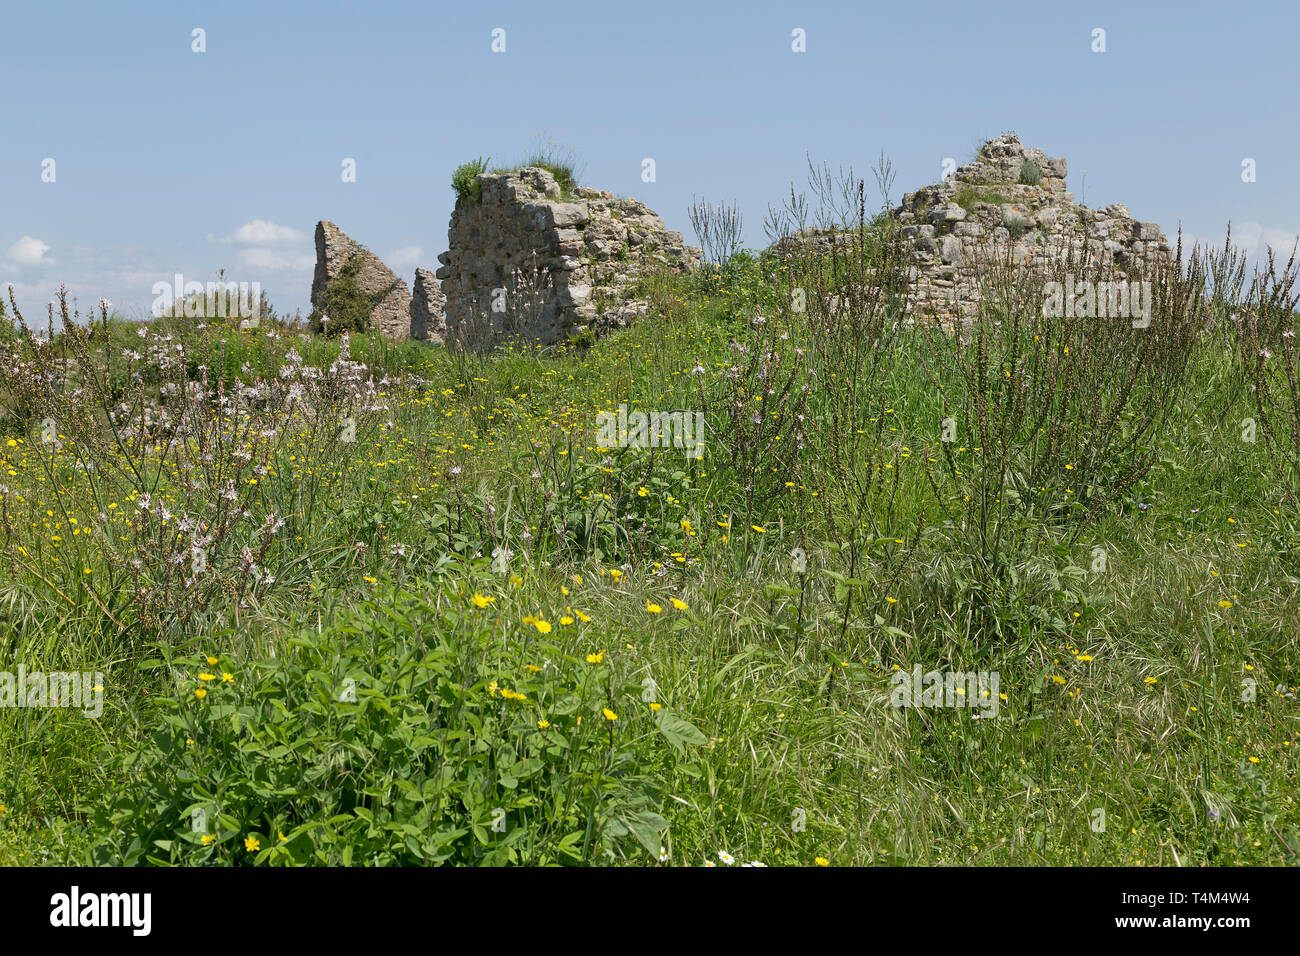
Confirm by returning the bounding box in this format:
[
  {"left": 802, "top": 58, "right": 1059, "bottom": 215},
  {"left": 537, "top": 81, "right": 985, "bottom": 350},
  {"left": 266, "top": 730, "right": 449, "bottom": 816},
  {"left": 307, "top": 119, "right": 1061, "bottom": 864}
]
[{"left": 0, "top": 213, "right": 1297, "bottom": 867}]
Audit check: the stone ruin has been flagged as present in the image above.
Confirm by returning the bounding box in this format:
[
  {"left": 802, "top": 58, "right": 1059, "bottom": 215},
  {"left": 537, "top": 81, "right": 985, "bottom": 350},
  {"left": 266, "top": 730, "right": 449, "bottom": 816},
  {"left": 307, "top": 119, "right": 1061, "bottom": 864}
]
[
  {"left": 777, "top": 133, "right": 1173, "bottom": 323},
  {"left": 895, "top": 133, "right": 1172, "bottom": 321},
  {"left": 410, "top": 267, "right": 446, "bottom": 343},
  {"left": 310, "top": 221, "right": 412, "bottom": 338},
  {"left": 435, "top": 167, "right": 700, "bottom": 346},
  {"left": 309, "top": 134, "right": 1171, "bottom": 341},
  {"left": 309, "top": 169, "right": 698, "bottom": 346}
]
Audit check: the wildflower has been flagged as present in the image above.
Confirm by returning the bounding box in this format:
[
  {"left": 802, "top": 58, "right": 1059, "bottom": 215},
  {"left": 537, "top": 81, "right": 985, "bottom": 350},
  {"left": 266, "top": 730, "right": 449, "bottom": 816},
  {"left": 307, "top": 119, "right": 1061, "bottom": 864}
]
[
  {"left": 538, "top": 720, "right": 550, "bottom": 729},
  {"left": 1219, "top": 600, "right": 1233, "bottom": 609},
  {"left": 560, "top": 616, "right": 574, "bottom": 625},
  {"left": 201, "top": 834, "right": 216, "bottom": 846},
  {"left": 718, "top": 851, "right": 735, "bottom": 865},
  {"left": 671, "top": 598, "right": 688, "bottom": 610},
  {"left": 278, "top": 831, "right": 288, "bottom": 843},
  {"left": 488, "top": 680, "right": 499, "bottom": 697},
  {"left": 222, "top": 673, "right": 234, "bottom": 683},
  {"left": 244, "top": 836, "right": 260, "bottom": 852},
  {"left": 574, "top": 610, "right": 591, "bottom": 623},
  {"left": 533, "top": 618, "right": 552, "bottom": 634},
  {"left": 195, "top": 688, "right": 207, "bottom": 700},
  {"left": 646, "top": 600, "right": 662, "bottom": 614},
  {"left": 471, "top": 592, "right": 495, "bottom": 608},
  {"left": 650, "top": 702, "right": 662, "bottom": 712},
  {"left": 609, "top": 568, "right": 624, "bottom": 583},
  {"left": 198, "top": 673, "right": 216, "bottom": 682},
  {"left": 586, "top": 650, "right": 605, "bottom": 664},
  {"left": 751, "top": 525, "right": 766, "bottom": 533},
  {"left": 815, "top": 857, "right": 829, "bottom": 866},
  {"left": 1144, "top": 677, "right": 1158, "bottom": 685},
  {"left": 206, "top": 656, "right": 219, "bottom": 666},
  {"left": 603, "top": 708, "right": 618, "bottom": 721},
  {"left": 659, "top": 846, "right": 669, "bottom": 862}
]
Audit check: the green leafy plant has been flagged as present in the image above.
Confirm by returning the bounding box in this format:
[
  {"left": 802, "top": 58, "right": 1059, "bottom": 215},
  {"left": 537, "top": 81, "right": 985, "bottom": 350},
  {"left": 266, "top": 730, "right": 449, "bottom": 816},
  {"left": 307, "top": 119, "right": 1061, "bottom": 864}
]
[
  {"left": 452, "top": 156, "right": 491, "bottom": 203},
  {"left": 309, "top": 257, "right": 399, "bottom": 336},
  {"left": 82, "top": 577, "right": 706, "bottom": 865}
]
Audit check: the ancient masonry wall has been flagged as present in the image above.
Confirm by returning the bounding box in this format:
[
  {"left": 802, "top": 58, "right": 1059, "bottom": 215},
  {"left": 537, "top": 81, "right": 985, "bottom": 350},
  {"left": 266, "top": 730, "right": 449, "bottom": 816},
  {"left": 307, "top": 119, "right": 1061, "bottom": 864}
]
[
  {"left": 435, "top": 167, "right": 700, "bottom": 345},
  {"left": 775, "top": 134, "right": 1173, "bottom": 324},
  {"left": 894, "top": 134, "right": 1172, "bottom": 322},
  {"left": 310, "top": 220, "right": 412, "bottom": 338}
]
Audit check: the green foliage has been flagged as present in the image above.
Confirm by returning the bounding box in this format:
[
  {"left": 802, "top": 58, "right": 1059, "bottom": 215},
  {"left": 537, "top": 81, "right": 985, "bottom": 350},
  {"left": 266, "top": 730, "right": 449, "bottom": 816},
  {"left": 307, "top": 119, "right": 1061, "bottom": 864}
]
[
  {"left": 452, "top": 157, "right": 490, "bottom": 203},
  {"left": 309, "top": 257, "right": 397, "bottom": 336},
  {"left": 84, "top": 577, "right": 704, "bottom": 865},
  {"left": 1018, "top": 159, "right": 1042, "bottom": 186},
  {"left": 5, "top": 195, "right": 1300, "bottom": 869},
  {"left": 489, "top": 139, "right": 586, "bottom": 198},
  {"left": 955, "top": 185, "right": 1012, "bottom": 213}
]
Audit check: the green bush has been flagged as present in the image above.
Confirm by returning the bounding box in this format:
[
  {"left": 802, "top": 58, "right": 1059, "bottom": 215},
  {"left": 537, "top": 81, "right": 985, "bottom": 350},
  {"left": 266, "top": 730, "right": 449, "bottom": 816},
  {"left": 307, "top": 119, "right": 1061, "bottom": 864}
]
[
  {"left": 954, "top": 185, "right": 1011, "bottom": 213},
  {"left": 452, "top": 157, "right": 491, "bottom": 204},
  {"left": 83, "top": 577, "right": 705, "bottom": 865},
  {"left": 1018, "top": 159, "right": 1042, "bottom": 186},
  {"left": 309, "top": 258, "right": 397, "bottom": 336}
]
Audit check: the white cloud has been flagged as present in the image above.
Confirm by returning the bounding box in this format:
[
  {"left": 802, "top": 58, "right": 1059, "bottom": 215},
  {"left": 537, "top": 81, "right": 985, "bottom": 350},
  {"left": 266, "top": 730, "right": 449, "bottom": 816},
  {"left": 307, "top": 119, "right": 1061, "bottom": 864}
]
[
  {"left": 1183, "top": 222, "right": 1300, "bottom": 264},
  {"left": 210, "top": 220, "right": 307, "bottom": 246},
  {"left": 385, "top": 245, "right": 425, "bottom": 271},
  {"left": 7, "top": 236, "right": 52, "bottom": 266},
  {"left": 236, "top": 247, "right": 315, "bottom": 272}
]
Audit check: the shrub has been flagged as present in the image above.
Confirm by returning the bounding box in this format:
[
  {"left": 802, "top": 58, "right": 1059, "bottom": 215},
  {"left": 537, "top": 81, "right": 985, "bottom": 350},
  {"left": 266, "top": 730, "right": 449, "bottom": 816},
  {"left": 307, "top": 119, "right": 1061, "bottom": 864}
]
[
  {"left": 1018, "top": 159, "right": 1042, "bottom": 186},
  {"left": 688, "top": 196, "right": 744, "bottom": 267},
  {"left": 916, "top": 244, "right": 1205, "bottom": 591},
  {"left": 83, "top": 578, "right": 706, "bottom": 865},
  {"left": 954, "top": 185, "right": 1011, "bottom": 214},
  {"left": 451, "top": 157, "right": 490, "bottom": 204},
  {"left": 309, "top": 258, "right": 398, "bottom": 336}
]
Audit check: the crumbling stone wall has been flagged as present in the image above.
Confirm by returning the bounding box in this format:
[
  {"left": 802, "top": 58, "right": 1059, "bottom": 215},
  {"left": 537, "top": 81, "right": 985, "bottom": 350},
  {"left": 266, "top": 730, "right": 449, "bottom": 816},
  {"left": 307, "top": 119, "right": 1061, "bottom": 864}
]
[
  {"left": 311, "top": 221, "right": 412, "bottom": 338},
  {"left": 435, "top": 167, "right": 700, "bottom": 346},
  {"left": 776, "top": 134, "right": 1172, "bottom": 324},
  {"left": 410, "top": 267, "right": 446, "bottom": 343},
  {"left": 894, "top": 133, "right": 1172, "bottom": 321}
]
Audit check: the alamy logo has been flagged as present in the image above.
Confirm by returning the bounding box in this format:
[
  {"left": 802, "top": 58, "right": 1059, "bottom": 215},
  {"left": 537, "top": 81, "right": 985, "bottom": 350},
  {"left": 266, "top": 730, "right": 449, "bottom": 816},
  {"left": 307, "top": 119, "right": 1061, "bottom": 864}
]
[
  {"left": 595, "top": 404, "right": 705, "bottom": 459},
  {"left": 0, "top": 666, "right": 103, "bottom": 718},
  {"left": 890, "top": 665, "right": 1000, "bottom": 718},
  {"left": 1042, "top": 277, "right": 1152, "bottom": 328},
  {"left": 50, "top": 886, "right": 151, "bottom": 936},
  {"left": 151, "top": 273, "right": 261, "bottom": 320}
]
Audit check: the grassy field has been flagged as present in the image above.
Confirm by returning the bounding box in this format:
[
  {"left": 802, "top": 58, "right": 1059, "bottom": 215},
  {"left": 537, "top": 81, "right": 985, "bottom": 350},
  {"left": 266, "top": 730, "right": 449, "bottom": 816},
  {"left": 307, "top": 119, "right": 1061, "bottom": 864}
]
[{"left": 0, "top": 229, "right": 1297, "bottom": 867}]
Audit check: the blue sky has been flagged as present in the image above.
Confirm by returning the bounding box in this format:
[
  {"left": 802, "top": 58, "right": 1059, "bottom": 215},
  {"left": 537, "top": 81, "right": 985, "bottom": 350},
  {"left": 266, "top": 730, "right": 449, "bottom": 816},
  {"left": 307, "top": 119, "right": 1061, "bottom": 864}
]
[{"left": 3, "top": 0, "right": 1297, "bottom": 321}]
